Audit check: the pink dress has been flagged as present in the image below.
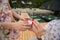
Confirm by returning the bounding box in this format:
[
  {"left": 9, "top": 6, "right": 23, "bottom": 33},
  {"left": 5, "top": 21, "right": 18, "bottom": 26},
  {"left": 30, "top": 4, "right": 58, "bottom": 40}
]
[{"left": 0, "top": 8, "right": 20, "bottom": 40}]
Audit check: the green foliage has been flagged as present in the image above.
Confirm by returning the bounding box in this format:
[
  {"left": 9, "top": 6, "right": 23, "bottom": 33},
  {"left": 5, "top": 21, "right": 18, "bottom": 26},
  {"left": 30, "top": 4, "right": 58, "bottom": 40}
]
[{"left": 9, "top": 0, "right": 50, "bottom": 8}]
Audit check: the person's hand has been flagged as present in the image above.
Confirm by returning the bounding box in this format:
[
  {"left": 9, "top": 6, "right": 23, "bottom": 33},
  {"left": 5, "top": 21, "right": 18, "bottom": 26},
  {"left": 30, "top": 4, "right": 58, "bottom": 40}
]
[
  {"left": 30, "top": 20, "right": 45, "bottom": 38},
  {"left": 13, "top": 20, "right": 32, "bottom": 31}
]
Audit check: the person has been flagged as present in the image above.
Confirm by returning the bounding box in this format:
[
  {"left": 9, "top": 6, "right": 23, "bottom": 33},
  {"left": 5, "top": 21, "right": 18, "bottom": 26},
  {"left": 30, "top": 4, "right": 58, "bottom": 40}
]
[
  {"left": 0, "top": 0, "right": 29, "bottom": 40},
  {"left": 30, "top": 19, "right": 60, "bottom": 40},
  {"left": 0, "top": 19, "right": 32, "bottom": 40}
]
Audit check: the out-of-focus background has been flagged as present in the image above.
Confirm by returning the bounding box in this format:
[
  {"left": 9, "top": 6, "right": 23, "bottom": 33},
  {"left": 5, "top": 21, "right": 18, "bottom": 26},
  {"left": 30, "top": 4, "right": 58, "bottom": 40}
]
[{"left": 9, "top": 0, "right": 60, "bottom": 22}]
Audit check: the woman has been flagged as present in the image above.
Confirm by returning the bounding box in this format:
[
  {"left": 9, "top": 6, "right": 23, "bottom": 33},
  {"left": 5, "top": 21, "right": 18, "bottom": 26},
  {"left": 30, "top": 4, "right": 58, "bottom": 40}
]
[
  {"left": 0, "top": 0, "right": 28, "bottom": 40},
  {"left": 0, "top": 18, "right": 31, "bottom": 40},
  {"left": 31, "top": 19, "right": 60, "bottom": 40}
]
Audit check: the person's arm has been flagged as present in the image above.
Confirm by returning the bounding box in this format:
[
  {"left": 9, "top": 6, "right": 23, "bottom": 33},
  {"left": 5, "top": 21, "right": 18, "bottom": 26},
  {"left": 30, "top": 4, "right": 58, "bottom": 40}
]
[
  {"left": 12, "top": 10, "right": 25, "bottom": 20},
  {"left": 0, "top": 22, "right": 17, "bottom": 29},
  {"left": 30, "top": 20, "right": 46, "bottom": 40},
  {"left": 33, "top": 20, "right": 46, "bottom": 38},
  {"left": 0, "top": 20, "right": 31, "bottom": 31},
  {"left": 4, "top": 1, "right": 24, "bottom": 21},
  {"left": 32, "top": 20, "right": 56, "bottom": 40}
]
